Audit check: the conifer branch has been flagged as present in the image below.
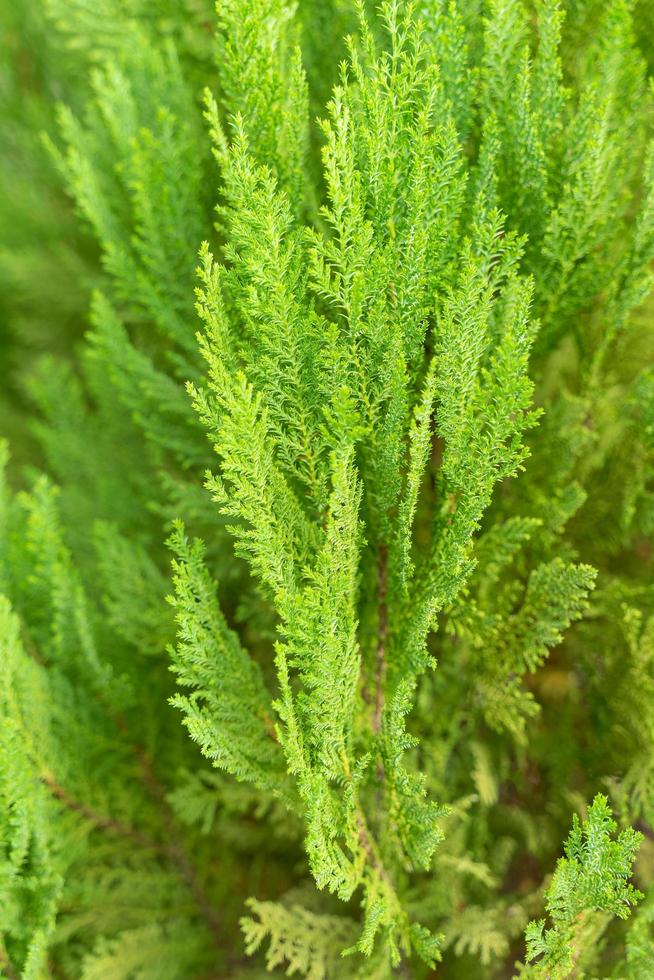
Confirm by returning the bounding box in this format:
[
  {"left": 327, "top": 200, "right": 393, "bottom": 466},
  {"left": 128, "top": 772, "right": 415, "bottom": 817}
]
[
  {"left": 41, "top": 771, "right": 159, "bottom": 851},
  {"left": 1, "top": 0, "right": 653, "bottom": 976},
  {"left": 43, "top": 751, "right": 224, "bottom": 946},
  {"left": 128, "top": 736, "right": 224, "bottom": 945}
]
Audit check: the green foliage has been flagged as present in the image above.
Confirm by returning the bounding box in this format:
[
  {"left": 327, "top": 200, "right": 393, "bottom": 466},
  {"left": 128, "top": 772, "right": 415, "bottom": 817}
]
[
  {"left": 0, "top": 599, "right": 64, "bottom": 980},
  {"left": 241, "top": 900, "right": 359, "bottom": 979},
  {"left": 1, "top": 0, "right": 654, "bottom": 977},
  {"left": 521, "top": 795, "right": 643, "bottom": 978},
  {"left": 168, "top": 522, "right": 286, "bottom": 794}
]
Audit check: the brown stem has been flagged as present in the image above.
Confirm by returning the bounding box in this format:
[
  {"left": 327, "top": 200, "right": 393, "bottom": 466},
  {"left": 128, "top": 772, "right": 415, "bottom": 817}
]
[
  {"left": 42, "top": 772, "right": 160, "bottom": 852},
  {"left": 356, "top": 811, "right": 393, "bottom": 888},
  {"left": 261, "top": 708, "right": 279, "bottom": 742},
  {"left": 635, "top": 819, "right": 654, "bottom": 843},
  {"left": 341, "top": 752, "right": 394, "bottom": 892},
  {"left": 17, "top": 610, "right": 222, "bottom": 948},
  {"left": 44, "top": 727, "right": 223, "bottom": 946},
  {"left": 128, "top": 739, "right": 223, "bottom": 945},
  {"left": 48, "top": 957, "right": 67, "bottom": 979},
  {"left": 372, "top": 544, "right": 389, "bottom": 737}
]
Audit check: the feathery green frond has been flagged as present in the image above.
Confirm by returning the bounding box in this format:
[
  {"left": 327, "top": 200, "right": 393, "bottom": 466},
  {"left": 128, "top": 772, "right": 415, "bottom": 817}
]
[{"left": 1, "top": 0, "right": 653, "bottom": 976}]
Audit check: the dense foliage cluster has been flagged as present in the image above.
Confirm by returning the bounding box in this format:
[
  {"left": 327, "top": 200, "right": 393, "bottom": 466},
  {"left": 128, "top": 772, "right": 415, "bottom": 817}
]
[{"left": 1, "top": 1, "right": 654, "bottom": 977}]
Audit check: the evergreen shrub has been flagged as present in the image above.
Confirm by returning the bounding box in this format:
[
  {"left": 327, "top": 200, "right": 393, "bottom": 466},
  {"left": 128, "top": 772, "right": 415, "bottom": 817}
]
[{"left": 1, "top": 1, "right": 654, "bottom": 977}]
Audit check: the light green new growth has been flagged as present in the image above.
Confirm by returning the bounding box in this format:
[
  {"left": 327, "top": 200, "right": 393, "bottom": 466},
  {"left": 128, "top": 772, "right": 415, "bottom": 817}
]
[
  {"left": 175, "top": 4, "right": 546, "bottom": 964},
  {"left": 521, "top": 795, "right": 643, "bottom": 978},
  {"left": 241, "top": 900, "right": 358, "bottom": 979}
]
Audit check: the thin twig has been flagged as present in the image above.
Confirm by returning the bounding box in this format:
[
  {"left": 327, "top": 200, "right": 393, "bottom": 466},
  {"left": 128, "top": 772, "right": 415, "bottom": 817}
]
[
  {"left": 129, "top": 739, "right": 224, "bottom": 945},
  {"left": 42, "top": 772, "right": 160, "bottom": 852},
  {"left": 356, "top": 812, "right": 393, "bottom": 888},
  {"left": 261, "top": 707, "right": 279, "bottom": 742},
  {"left": 18, "top": 608, "right": 223, "bottom": 948}
]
